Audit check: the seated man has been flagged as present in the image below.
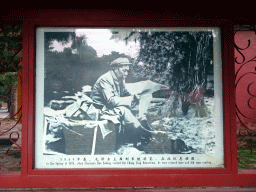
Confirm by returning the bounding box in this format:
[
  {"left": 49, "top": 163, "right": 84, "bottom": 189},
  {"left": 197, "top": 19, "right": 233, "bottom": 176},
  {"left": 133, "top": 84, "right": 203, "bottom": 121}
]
[{"left": 90, "top": 57, "right": 152, "bottom": 151}]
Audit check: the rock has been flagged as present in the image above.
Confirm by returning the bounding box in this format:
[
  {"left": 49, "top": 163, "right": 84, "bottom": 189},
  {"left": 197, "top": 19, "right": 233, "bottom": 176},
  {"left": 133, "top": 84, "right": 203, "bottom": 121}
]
[
  {"left": 116, "top": 145, "right": 145, "bottom": 156},
  {"left": 144, "top": 132, "right": 172, "bottom": 154},
  {"left": 151, "top": 120, "right": 161, "bottom": 129}
]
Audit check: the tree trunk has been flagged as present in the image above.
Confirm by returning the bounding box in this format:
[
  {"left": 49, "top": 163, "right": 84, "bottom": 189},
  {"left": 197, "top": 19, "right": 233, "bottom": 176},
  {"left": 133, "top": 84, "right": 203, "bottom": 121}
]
[
  {"left": 9, "top": 86, "right": 17, "bottom": 119},
  {"left": 158, "top": 89, "right": 209, "bottom": 118},
  {"left": 158, "top": 92, "right": 183, "bottom": 118}
]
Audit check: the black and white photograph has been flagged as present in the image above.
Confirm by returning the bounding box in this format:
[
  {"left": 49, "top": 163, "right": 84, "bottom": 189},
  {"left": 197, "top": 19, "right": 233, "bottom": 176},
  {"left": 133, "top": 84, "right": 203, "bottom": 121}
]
[{"left": 35, "top": 27, "right": 224, "bottom": 168}]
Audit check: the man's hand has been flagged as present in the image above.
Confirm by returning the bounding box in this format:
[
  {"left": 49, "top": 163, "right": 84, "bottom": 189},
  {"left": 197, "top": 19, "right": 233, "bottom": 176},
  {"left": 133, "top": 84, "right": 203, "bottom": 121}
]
[{"left": 131, "top": 94, "right": 140, "bottom": 108}]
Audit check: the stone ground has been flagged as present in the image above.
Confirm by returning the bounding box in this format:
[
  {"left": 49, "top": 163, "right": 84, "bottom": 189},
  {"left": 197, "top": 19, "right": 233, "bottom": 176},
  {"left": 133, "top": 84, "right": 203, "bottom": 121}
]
[{"left": 0, "top": 107, "right": 21, "bottom": 171}]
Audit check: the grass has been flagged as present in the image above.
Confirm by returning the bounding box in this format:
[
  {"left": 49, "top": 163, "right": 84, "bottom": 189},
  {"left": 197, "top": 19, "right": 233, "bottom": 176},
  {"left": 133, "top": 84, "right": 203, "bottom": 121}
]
[
  {"left": 238, "top": 147, "right": 256, "bottom": 169},
  {"left": 237, "top": 135, "right": 256, "bottom": 169}
]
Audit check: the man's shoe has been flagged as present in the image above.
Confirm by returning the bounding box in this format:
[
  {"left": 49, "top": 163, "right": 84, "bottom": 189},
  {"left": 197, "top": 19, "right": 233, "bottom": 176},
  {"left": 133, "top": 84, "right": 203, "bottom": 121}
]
[
  {"left": 140, "top": 119, "right": 152, "bottom": 131},
  {"left": 140, "top": 123, "right": 152, "bottom": 143},
  {"left": 137, "top": 125, "right": 152, "bottom": 144}
]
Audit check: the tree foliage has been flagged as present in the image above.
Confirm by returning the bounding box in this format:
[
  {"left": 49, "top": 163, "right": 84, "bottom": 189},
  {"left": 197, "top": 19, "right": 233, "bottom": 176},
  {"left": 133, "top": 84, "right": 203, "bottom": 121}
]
[
  {"left": 132, "top": 31, "right": 213, "bottom": 94},
  {"left": 0, "top": 25, "right": 23, "bottom": 73},
  {"left": 44, "top": 30, "right": 214, "bottom": 117},
  {"left": 0, "top": 25, "right": 22, "bottom": 108},
  {"left": 0, "top": 72, "right": 18, "bottom": 103},
  {"left": 45, "top": 32, "right": 76, "bottom": 51},
  {"left": 44, "top": 33, "right": 132, "bottom": 104},
  {"left": 115, "top": 30, "right": 214, "bottom": 117}
]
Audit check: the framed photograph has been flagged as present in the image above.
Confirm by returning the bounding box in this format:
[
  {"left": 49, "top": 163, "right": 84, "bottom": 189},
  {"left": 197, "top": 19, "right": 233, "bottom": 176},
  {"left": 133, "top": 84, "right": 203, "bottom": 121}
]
[
  {"left": 35, "top": 27, "right": 224, "bottom": 169},
  {"left": 4, "top": 10, "right": 251, "bottom": 188}
]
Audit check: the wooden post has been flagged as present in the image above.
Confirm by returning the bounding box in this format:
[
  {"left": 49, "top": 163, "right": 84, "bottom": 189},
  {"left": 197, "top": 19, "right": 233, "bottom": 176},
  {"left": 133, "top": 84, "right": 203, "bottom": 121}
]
[
  {"left": 17, "top": 59, "right": 22, "bottom": 122},
  {"left": 10, "top": 86, "right": 17, "bottom": 118}
]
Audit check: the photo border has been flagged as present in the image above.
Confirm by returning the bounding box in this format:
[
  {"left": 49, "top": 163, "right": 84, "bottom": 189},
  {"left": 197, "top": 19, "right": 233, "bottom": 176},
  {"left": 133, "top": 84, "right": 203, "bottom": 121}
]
[
  {"left": 34, "top": 27, "right": 224, "bottom": 170},
  {"left": 19, "top": 13, "right": 239, "bottom": 187}
]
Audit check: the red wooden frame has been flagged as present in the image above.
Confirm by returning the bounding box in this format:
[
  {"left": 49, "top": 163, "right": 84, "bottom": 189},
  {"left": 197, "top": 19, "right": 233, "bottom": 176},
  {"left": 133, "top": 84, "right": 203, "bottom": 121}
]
[{"left": 1, "top": 10, "right": 256, "bottom": 188}]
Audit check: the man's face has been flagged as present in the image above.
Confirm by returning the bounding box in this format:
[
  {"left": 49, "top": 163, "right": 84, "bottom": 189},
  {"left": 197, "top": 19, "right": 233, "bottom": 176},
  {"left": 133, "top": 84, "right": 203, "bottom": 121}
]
[{"left": 115, "top": 65, "right": 130, "bottom": 80}]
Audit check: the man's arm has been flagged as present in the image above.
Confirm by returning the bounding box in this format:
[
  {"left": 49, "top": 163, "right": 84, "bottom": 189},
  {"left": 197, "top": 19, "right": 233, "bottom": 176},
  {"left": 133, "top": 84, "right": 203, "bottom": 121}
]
[{"left": 99, "top": 78, "right": 134, "bottom": 108}]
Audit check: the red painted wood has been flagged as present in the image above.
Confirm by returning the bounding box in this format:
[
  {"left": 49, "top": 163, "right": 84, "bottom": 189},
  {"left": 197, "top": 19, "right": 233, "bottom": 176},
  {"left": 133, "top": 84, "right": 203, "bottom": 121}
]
[
  {"left": 20, "top": 20, "right": 31, "bottom": 177},
  {"left": 0, "top": 10, "right": 255, "bottom": 188},
  {"left": 1, "top": 173, "right": 256, "bottom": 188},
  {"left": 235, "top": 30, "right": 256, "bottom": 124}
]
